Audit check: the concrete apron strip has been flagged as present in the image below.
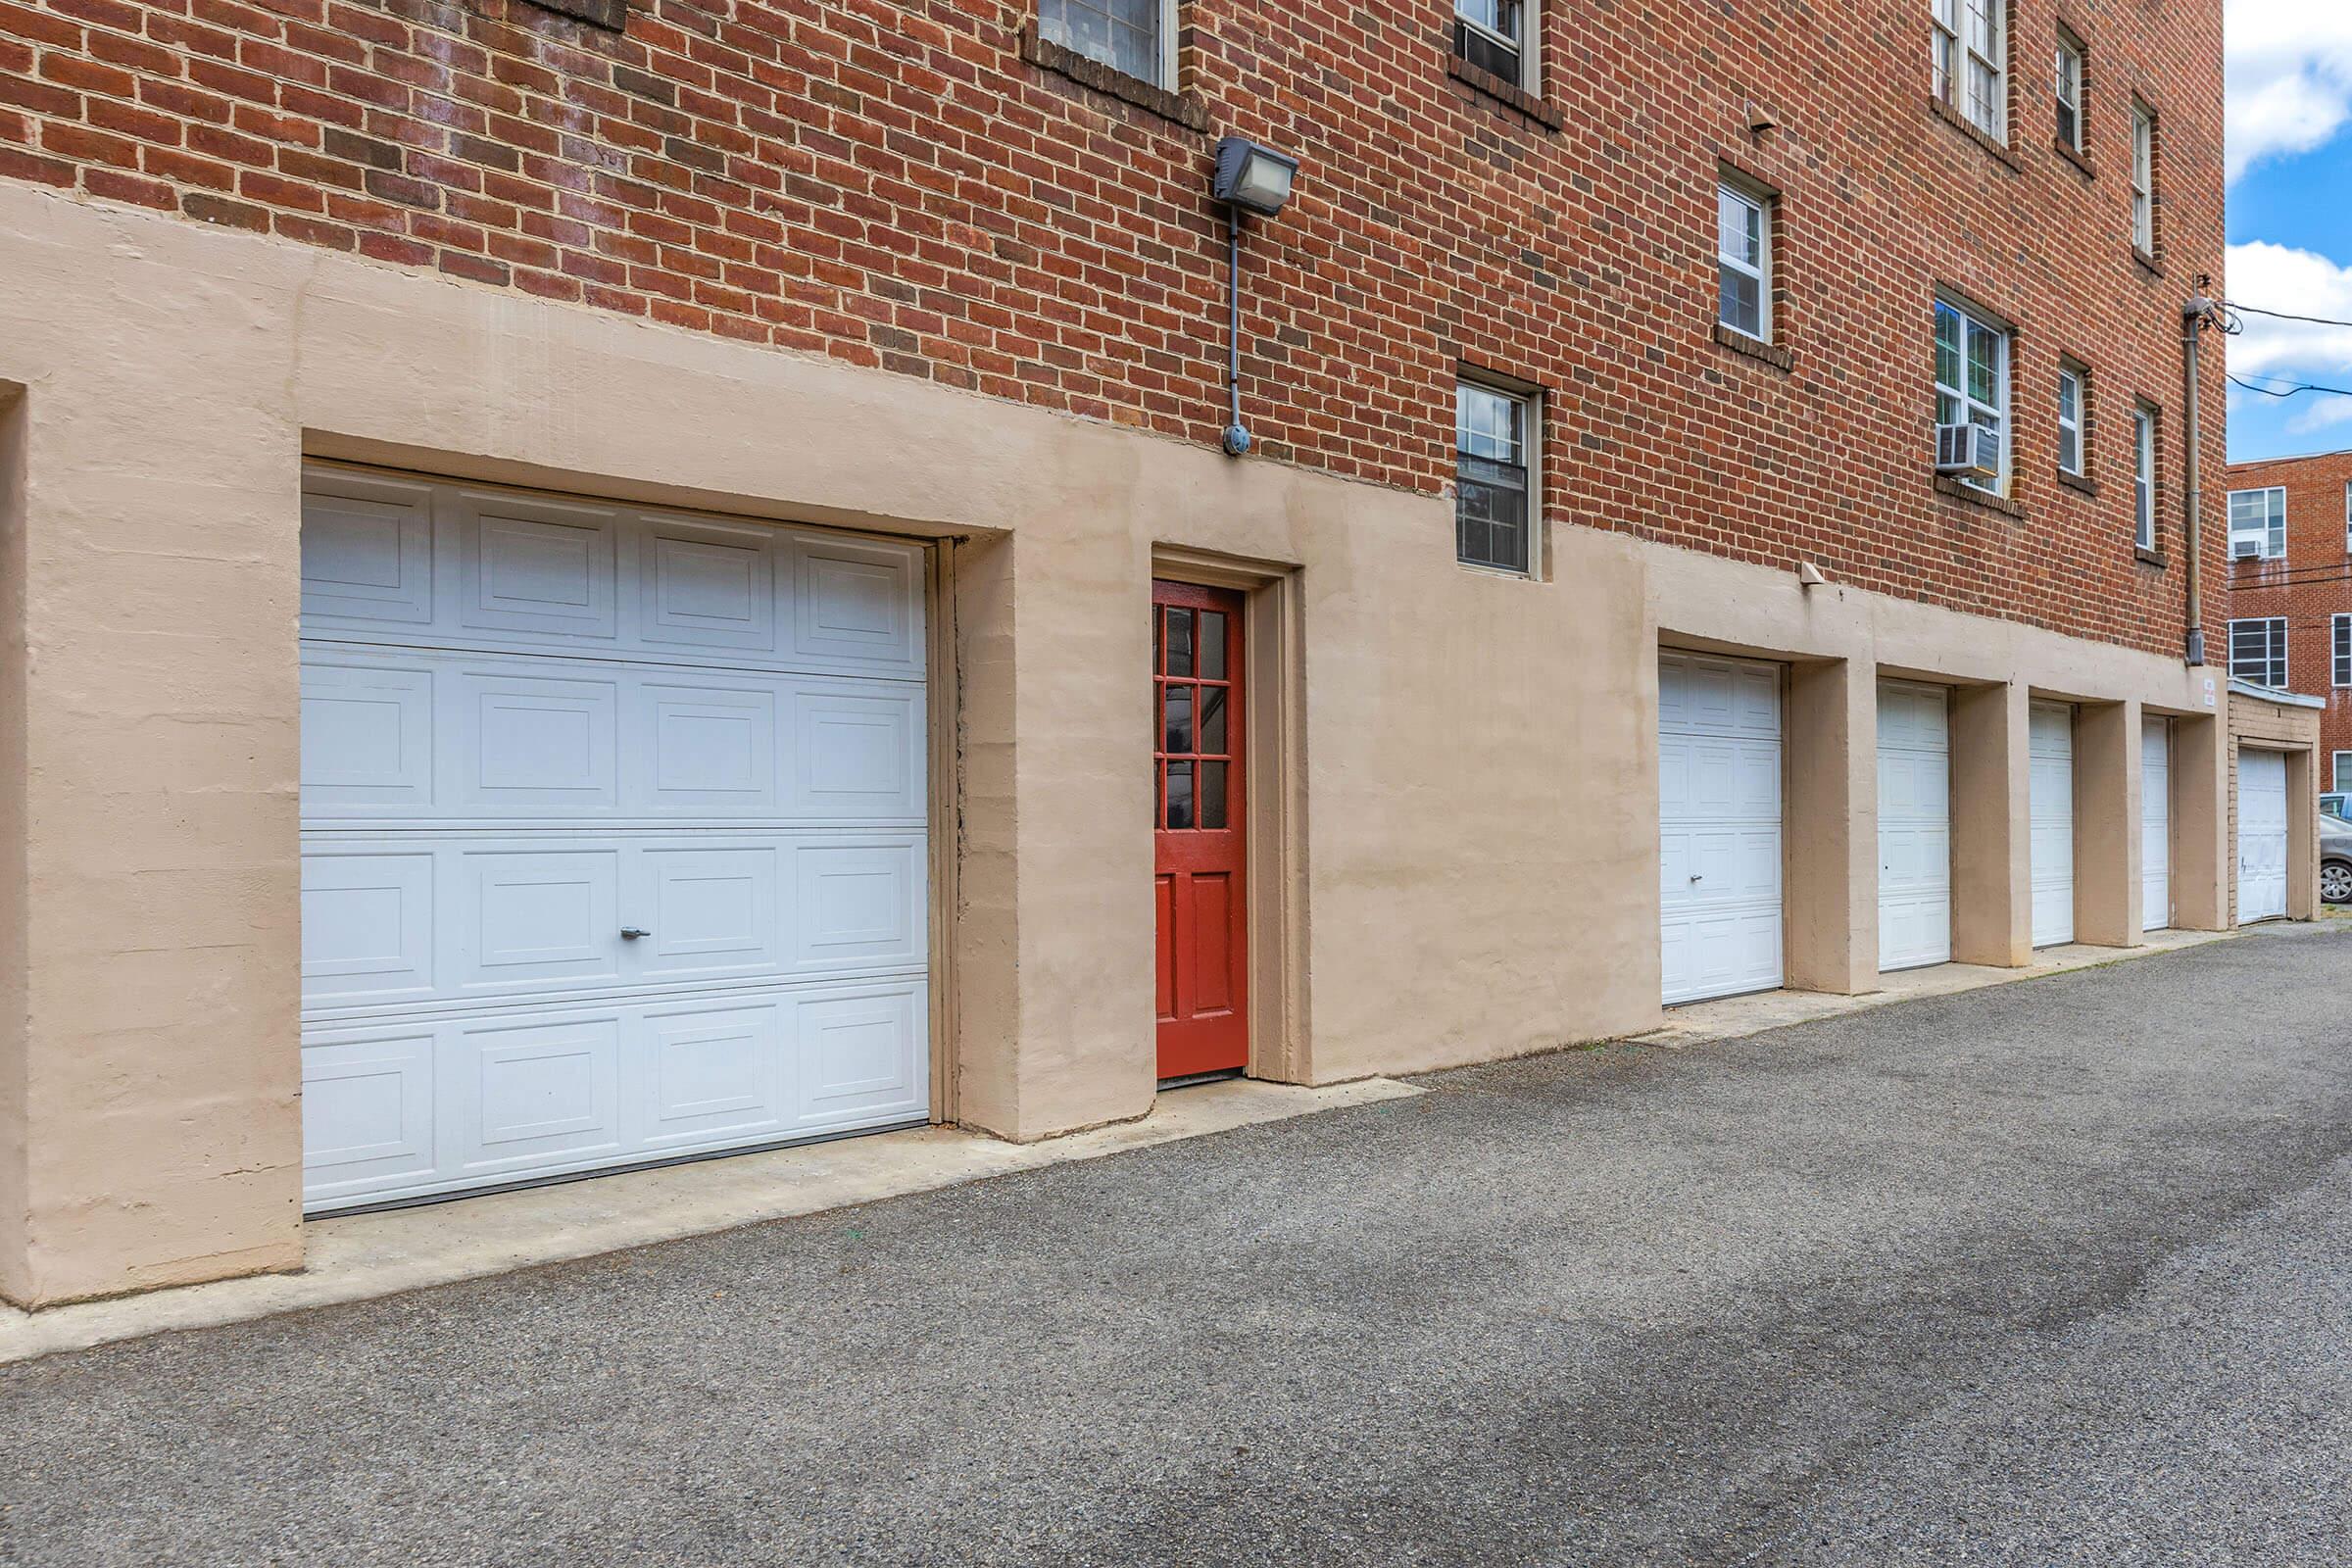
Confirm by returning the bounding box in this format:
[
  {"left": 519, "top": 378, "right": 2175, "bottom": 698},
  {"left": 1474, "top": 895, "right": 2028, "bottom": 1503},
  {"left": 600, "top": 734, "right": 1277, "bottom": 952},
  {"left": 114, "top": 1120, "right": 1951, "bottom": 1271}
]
[
  {"left": 1639, "top": 928, "right": 2236, "bottom": 1049},
  {"left": 0, "top": 1075, "right": 1422, "bottom": 1365}
]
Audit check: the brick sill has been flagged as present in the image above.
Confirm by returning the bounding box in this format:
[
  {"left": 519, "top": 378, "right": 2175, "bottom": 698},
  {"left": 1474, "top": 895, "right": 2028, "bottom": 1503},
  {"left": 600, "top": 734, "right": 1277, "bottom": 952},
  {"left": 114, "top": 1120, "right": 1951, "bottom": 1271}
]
[
  {"left": 1927, "top": 96, "right": 2022, "bottom": 172},
  {"left": 1446, "top": 55, "right": 1563, "bottom": 130},
  {"left": 2135, "top": 546, "right": 2168, "bottom": 568},
  {"left": 1016, "top": 24, "right": 1209, "bottom": 131},
  {"left": 2053, "top": 138, "right": 2095, "bottom": 178},
  {"left": 2056, "top": 467, "right": 2099, "bottom": 497},
  {"left": 1712, "top": 322, "right": 1793, "bottom": 371},
  {"left": 1933, "top": 474, "right": 2026, "bottom": 518},
  {"left": 2132, "top": 247, "right": 2165, "bottom": 278}
]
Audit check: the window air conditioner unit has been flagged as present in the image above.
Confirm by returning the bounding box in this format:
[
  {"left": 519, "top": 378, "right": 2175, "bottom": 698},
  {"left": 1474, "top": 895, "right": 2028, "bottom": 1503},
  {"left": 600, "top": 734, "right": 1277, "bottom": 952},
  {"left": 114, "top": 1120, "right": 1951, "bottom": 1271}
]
[
  {"left": 2231, "top": 535, "right": 2266, "bottom": 561},
  {"left": 1934, "top": 423, "right": 2000, "bottom": 478}
]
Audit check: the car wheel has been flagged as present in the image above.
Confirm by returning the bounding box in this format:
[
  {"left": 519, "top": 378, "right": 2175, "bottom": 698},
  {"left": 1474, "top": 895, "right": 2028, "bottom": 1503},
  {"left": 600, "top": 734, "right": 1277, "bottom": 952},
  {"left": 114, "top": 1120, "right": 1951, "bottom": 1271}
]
[{"left": 2324, "top": 859, "right": 2352, "bottom": 906}]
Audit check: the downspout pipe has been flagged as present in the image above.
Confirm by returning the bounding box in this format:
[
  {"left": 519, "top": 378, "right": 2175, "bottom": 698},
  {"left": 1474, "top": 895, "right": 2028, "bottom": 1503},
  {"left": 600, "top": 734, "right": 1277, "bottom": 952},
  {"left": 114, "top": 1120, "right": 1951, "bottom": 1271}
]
[{"left": 2181, "top": 295, "right": 2213, "bottom": 666}]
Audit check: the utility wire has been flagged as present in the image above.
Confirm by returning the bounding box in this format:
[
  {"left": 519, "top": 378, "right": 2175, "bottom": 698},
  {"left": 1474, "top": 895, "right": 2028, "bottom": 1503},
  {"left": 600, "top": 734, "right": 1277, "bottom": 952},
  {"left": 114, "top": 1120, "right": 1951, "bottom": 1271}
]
[
  {"left": 2230, "top": 371, "right": 2352, "bottom": 402},
  {"left": 2224, "top": 300, "right": 2352, "bottom": 329}
]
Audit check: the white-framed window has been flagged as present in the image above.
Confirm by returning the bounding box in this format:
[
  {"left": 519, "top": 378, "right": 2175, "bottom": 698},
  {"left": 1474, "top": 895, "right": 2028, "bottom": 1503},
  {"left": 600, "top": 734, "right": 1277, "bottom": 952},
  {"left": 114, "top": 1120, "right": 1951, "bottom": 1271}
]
[
  {"left": 1934, "top": 0, "right": 2006, "bottom": 140},
  {"left": 1039, "top": 0, "right": 1175, "bottom": 86},
  {"left": 2335, "top": 751, "right": 2352, "bottom": 791},
  {"left": 2230, "top": 617, "right": 2288, "bottom": 689},
  {"left": 1934, "top": 296, "right": 2009, "bottom": 490},
  {"left": 2132, "top": 404, "right": 2157, "bottom": 549},
  {"left": 2336, "top": 614, "right": 2352, "bottom": 687},
  {"left": 2229, "top": 487, "right": 2287, "bottom": 560},
  {"left": 1716, "top": 181, "right": 1771, "bottom": 341},
  {"left": 1456, "top": 377, "right": 1538, "bottom": 576},
  {"left": 2054, "top": 32, "right": 2084, "bottom": 151},
  {"left": 2343, "top": 480, "right": 2350, "bottom": 551},
  {"left": 2057, "top": 365, "right": 2086, "bottom": 475},
  {"left": 2131, "top": 104, "right": 2156, "bottom": 254},
  {"left": 1455, "top": 0, "right": 1540, "bottom": 93}
]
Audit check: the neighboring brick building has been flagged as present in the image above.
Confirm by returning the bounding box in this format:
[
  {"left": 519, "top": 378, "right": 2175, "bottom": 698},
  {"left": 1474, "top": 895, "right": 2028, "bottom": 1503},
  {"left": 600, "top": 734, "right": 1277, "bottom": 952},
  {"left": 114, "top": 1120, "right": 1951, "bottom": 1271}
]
[
  {"left": 2224, "top": 449, "right": 2352, "bottom": 792},
  {"left": 0, "top": 0, "right": 2263, "bottom": 1306}
]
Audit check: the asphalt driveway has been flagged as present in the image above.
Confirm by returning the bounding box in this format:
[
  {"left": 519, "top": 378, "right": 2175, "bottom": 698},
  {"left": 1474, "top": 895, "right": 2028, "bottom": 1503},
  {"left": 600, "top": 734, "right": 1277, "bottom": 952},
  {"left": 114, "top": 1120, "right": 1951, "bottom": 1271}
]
[{"left": 6, "top": 931, "right": 2351, "bottom": 1566}]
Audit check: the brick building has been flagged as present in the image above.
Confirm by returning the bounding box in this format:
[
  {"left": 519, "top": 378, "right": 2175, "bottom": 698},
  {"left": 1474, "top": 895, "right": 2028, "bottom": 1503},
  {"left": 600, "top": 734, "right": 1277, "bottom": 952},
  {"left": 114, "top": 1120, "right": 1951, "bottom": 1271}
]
[
  {"left": 0, "top": 0, "right": 2282, "bottom": 1306},
  {"left": 2224, "top": 448, "right": 2352, "bottom": 792}
]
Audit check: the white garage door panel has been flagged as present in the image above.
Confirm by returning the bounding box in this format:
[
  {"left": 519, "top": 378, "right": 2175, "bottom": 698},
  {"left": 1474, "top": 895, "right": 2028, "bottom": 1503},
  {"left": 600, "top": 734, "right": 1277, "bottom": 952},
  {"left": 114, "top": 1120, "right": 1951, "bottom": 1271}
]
[
  {"left": 1659, "top": 653, "right": 1784, "bottom": 1006},
  {"left": 2142, "top": 718, "right": 2172, "bottom": 932},
  {"left": 301, "top": 650, "right": 924, "bottom": 826},
  {"left": 300, "top": 471, "right": 925, "bottom": 682},
  {"left": 299, "top": 468, "right": 931, "bottom": 1213},
  {"left": 300, "top": 980, "right": 929, "bottom": 1209},
  {"left": 1878, "top": 681, "right": 1953, "bottom": 971},
  {"left": 2238, "top": 750, "right": 2289, "bottom": 924},
  {"left": 2030, "top": 702, "right": 2076, "bottom": 949},
  {"left": 300, "top": 832, "right": 928, "bottom": 1013}
]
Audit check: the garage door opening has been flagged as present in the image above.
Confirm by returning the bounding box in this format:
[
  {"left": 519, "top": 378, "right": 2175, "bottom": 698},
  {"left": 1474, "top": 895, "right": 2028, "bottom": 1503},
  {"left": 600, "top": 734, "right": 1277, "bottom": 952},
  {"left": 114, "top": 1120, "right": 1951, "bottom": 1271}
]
[
  {"left": 2142, "top": 716, "right": 2172, "bottom": 933},
  {"left": 1659, "top": 651, "right": 1785, "bottom": 1005},
  {"left": 297, "top": 466, "right": 934, "bottom": 1213},
  {"left": 2237, "top": 748, "right": 2289, "bottom": 925},
  {"left": 1877, "top": 680, "right": 1953, "bottom": 972},
  {"left": 2029, "top": 701, "right": 2077, "bottom": 949}
]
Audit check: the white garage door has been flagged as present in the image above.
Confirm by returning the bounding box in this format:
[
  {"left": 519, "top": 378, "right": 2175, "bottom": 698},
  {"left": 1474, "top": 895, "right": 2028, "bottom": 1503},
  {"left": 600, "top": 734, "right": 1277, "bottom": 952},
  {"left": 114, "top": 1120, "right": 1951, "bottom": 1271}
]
[
  {"left": 298, "top": 467, "right": 931, "bottom": 1212},
  {"left": 2238, "top": 749, "right": 2289, "bottom": 924},
  {"left": 1878, "top": 680, "right": 1953, "bottom": 971},
  {"left": 2142, "top": 717, "right": 2171, "bottom": 932},
  {"left": 1659, "top": 652, "right": 1783, "bottom": 1005},
  {"left": 2029, "top": 701, "right": 2076, "bottom": 949}
]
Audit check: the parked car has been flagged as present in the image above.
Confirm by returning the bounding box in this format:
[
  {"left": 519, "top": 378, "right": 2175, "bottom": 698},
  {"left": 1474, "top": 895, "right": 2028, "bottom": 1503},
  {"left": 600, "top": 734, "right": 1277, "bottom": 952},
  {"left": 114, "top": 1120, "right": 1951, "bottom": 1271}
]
[
  {"left": 2323, "top": 792, "right": 2346, "bottom": 818},
  {"left": 2325, "top": 807, "right": 2352, "bottom": 907}
]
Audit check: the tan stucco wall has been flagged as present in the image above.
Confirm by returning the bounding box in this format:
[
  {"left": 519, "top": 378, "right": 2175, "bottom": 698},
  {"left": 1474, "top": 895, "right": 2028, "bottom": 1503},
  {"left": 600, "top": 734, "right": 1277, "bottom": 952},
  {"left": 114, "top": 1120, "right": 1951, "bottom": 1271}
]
[{"left": 0, "top": 183, "right": 2236, "bottom": 1305}]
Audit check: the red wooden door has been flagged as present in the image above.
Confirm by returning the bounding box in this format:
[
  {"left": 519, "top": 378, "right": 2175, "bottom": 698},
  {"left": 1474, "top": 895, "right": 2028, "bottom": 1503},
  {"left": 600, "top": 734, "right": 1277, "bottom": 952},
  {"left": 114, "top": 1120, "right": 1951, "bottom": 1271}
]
[{"left": 1153, "top": 581, "right": 1249, "bottom": 1080}]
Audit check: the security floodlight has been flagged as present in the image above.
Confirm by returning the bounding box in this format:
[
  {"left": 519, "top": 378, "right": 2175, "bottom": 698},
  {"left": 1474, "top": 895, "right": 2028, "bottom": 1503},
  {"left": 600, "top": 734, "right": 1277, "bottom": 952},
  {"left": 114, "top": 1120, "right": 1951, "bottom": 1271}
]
[{"left": 1211, "top": 137, "right": 1298, "bottom": 218}]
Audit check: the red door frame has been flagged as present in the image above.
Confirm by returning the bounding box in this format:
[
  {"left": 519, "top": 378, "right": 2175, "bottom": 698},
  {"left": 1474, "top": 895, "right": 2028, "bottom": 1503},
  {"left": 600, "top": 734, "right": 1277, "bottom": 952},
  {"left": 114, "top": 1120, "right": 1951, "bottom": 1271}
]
[{"left": 1153, "top": 580, "right": 1249, "bottom": 1080}]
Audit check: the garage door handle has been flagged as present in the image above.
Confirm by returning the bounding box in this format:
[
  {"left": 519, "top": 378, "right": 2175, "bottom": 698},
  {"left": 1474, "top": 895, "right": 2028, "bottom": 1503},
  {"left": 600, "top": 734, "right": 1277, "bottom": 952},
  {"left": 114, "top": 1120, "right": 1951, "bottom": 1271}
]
[
  {"left": 1689, "top": 873, "right": 1703, "bottom": 882},
  {"left": 620, "top": 927, "right": 652, "bottom": 941}
]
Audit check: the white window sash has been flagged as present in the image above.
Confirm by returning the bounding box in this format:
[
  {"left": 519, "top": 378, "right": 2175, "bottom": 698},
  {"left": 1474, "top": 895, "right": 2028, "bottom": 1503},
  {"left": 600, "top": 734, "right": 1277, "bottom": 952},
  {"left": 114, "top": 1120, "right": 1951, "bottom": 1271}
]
[
  {"left": 1717, "top": 184, "right": 1770, "bottom": 340},
  {"left": 2230, "top": 618, "right": 2288, "bottom": 687},
  {"left": 2055, "top": 43, "right": 2082, "bottom": 148},
  {"left": 2057, "top": 369, "right": 2083, "bottom": 473},
  {"left": 2132, "top": 110, "right": 2155, "bottom": 250},
  {"left": 2336, "top": 615, "right": 2352, "bottom": 687},
  {"left": 1934, "top": 299, "right": 2009, "bottom": 489},
  {"left": 1455, "top": 0, "right": 1539, "bottom": 92},
  {"left": 2132, "top": 410, "right": 2156, "bottom": 548},
  {"left": 2229, "top": 487, "right": 2287, "bottom": 560}
]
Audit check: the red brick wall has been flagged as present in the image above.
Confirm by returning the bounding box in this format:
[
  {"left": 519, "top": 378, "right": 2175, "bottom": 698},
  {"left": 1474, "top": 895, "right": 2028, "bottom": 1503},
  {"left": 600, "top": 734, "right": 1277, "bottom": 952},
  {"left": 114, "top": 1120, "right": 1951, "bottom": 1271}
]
[
  {"left": 2227, "top": 449, "right": 2352, "bottom": 786},
  {"left": 0, "top": 0, "right": 2226, "bottom": 655}
]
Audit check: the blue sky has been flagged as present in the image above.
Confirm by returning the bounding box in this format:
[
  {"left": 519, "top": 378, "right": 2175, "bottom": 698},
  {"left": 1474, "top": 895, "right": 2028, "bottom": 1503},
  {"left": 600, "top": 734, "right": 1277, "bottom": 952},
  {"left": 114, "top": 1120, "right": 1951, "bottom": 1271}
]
[{"left": 2224, "top": 2, "right": 2352, "bottom": 461}]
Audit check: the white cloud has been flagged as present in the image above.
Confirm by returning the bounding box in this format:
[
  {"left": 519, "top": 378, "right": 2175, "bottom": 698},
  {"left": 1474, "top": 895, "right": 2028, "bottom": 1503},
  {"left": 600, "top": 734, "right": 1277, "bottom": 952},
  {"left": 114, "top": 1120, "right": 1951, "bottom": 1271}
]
[
  {"left": 2227, "top": 1, "right": 2352, "bottom": 180},
  {"left": 2226, "top": 241, "right": 2352, "bottom": 435}
]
